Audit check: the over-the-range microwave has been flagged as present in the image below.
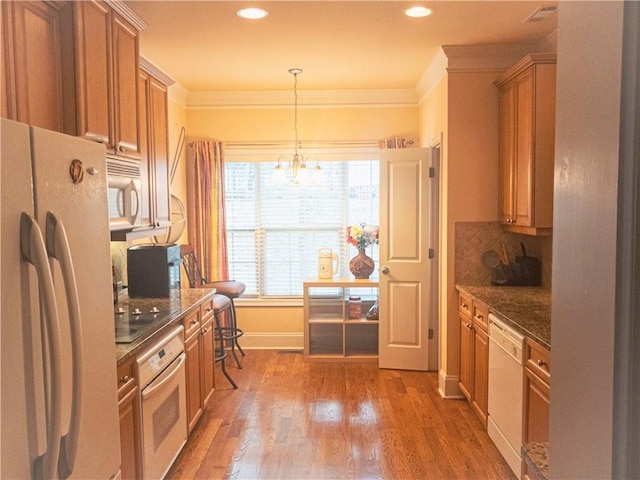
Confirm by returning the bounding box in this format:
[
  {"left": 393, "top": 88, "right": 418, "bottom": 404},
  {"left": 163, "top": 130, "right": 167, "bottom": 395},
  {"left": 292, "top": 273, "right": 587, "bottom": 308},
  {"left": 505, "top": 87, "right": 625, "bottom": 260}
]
[{"left": 107, "top": 157, "right": 143, "bottom": 232}]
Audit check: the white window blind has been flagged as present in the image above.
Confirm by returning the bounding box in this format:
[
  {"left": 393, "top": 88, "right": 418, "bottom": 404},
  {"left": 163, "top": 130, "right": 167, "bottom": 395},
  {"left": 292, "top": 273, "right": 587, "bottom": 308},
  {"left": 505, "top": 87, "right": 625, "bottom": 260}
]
[{"left": 225, "top": 157, "right": 379, "bottom": 298}]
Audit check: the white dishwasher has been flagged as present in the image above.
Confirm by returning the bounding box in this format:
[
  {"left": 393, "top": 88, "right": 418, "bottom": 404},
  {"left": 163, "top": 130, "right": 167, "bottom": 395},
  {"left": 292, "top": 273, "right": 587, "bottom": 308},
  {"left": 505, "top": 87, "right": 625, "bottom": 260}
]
[{"left": 487, "top": 313, "right": 525, "bottom": 479}]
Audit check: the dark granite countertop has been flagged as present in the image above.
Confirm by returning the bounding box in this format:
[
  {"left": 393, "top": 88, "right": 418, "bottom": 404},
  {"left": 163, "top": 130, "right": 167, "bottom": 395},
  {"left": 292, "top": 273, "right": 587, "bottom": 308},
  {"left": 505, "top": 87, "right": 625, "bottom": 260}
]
[
  {"left": 456, "top": 285, "right": 551, "bottom": 349},
  {"left": 115, "top": 288, "right": 216, "bottom": 365},
  {"left": 522, "top": 442, "right": 549, "bottom": 480}
]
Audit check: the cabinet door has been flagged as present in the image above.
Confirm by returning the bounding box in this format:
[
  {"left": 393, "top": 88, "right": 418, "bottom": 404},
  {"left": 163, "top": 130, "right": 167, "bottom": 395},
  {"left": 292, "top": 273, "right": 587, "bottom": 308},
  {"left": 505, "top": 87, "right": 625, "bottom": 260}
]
[
  {"left": 200, "top": 318, "right": 215, "bottom": 406},
  {"left": 138, "top": 70, "right": 152, "bottom": 226},
  {"left": 149, "top": 77, "right": 171, "bottom": 227},
  {"left": 524, "top": 367, "right": 550, "bottom": 443},
  {"left": 111, "top": 11, "right": 139, "bottom": 156},
  {"left": 185, "top": 331, "right": 202, "bottom": 433},
  {"left": 73, "top": 0, "right": 111, "bottom": 144},
  {"left": 2, "top": 0, "right": 66, "bottom": 131},
  {"left": 514, "top": 66, "right": 535, "bottom": 227},
  {"left": 118, "top": 385, "right": 141, "bottom": 480},
  {"left": 498, "top": 79, "right": 516, "bottom": 225},
  {"left": 459, "top": 316, "right": 474, "bottom": 401},
  {"left": 472, "top": 326, "right": 489, "bottom": 424}
]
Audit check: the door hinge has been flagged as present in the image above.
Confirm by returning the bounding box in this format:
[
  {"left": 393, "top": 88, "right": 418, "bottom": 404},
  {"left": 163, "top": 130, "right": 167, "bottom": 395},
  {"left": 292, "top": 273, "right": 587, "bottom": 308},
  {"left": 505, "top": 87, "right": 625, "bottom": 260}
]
[
  {"left": 428, "top": 248, "right": 435, "bottom": 259},
  {"left": 428, "top": 328, "right": 434, "bottom": 339},
  {"left": 429, "top": 167, "right": 436, "bottom": 178}
]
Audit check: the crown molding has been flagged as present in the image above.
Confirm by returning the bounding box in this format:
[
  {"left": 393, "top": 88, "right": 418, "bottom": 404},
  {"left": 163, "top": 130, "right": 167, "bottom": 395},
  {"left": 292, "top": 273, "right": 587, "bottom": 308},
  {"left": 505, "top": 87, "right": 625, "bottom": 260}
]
[
  {"left": 186, "top": 88, "right": 418, "bottom": 109},
  {"left": 168, "top": 82, "right": 189, "bottom": 108},
  {"left": 140, "top": 57, "right": 175, "bottom": 86},
  {"left": 104, "top": 0, "right": 148, "bottom": 31},
  {"left": 442, "top": 44, "right": 537, "bottom": 72},
  {"left": 416, "top": 48, "right": 448, "bottom": 102}
]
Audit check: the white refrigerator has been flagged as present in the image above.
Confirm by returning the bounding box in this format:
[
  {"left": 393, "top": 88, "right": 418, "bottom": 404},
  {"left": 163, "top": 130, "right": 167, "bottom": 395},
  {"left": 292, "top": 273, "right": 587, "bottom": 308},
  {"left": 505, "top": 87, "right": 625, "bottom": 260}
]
[{"left": 1, "top": 119, "right": 121, "bottom": 479}]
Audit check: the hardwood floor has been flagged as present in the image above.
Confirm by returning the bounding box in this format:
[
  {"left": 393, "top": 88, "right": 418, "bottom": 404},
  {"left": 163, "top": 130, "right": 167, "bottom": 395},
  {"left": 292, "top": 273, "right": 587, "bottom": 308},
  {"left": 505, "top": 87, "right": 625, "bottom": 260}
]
[{"left": 167, "top": 350, "right": 515, "bottom": 480}]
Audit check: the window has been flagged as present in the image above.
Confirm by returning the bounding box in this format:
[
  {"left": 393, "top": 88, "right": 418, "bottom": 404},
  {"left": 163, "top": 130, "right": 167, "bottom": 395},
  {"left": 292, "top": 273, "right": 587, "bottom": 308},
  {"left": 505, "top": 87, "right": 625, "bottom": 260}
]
[{"left": 225, "top": 155, "right": 379, "bottom": 298}]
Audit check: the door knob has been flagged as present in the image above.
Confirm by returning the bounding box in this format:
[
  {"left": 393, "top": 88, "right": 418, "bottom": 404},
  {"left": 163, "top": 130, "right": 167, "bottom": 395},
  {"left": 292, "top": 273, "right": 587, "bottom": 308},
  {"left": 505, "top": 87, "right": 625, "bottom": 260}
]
[{"left": 381, "top": 266, "right": 390, "bottom": 274}]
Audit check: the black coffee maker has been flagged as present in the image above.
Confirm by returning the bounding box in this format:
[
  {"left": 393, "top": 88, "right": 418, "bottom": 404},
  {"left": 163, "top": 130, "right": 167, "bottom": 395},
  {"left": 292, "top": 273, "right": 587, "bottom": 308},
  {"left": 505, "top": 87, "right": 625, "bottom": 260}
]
[{"left": 127, "top": 245, "right": 181, "bottom": 297}]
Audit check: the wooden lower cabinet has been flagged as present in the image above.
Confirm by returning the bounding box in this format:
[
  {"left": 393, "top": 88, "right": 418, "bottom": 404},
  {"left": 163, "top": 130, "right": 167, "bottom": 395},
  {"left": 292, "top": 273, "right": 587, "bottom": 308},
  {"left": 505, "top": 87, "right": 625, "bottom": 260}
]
[
  {"left": 184, "top": 320, "right": 203, "bottom": 433},
  {"left": 523, "top": 338, "right": 551, "bottom": 442},
  {"left": 458, "top": 292, "right": 489, "bottom": 425},
  {"left": 522, "top": 337, "right": 551, "bottom": 479},
  {"left": 184, "top": 297, "right": 216, "bottom": 433},
  {"left": 117, "top": 358, "right": 142, "bottom": 480}
]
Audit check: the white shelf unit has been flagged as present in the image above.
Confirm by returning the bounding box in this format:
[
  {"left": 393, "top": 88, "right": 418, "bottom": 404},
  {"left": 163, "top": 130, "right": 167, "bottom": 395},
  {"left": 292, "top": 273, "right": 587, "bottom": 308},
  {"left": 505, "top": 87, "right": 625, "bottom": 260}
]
[{"left": 303, "top": 277, "right": 379, "bottom": 362}]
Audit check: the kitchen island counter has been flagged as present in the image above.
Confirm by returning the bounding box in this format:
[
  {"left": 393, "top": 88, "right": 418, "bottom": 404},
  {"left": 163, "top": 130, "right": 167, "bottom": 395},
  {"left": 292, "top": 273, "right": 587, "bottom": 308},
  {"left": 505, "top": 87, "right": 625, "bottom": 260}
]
[
  {"left": 115, "top": 288, "right": 216, "bottom": 364},
  {"left": 456, "top": 285, "right": 551, "bottom": 349}
]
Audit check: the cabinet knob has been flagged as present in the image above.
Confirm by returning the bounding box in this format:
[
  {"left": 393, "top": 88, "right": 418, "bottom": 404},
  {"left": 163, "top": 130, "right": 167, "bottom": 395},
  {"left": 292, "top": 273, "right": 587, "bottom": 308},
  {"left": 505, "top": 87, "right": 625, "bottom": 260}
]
[
  {"left": 461, "top": 303, "right": 468, "bottom": 309},
  {"left": 117, "top": 146, "right": 125, "bottom": 152},
  {"left": 475, "top": 313, "right": 483, "bottom": 321},
  {"left": 381, "top": 266, "right": 390, "bottom": 275},
  {"left": 201, "top": 326, "right": 209, "bottom": 334},
  {"left": 466, "top": 322, "right": 473, "bottom": 329},
  {"left": 537, "top": 359, "right": 546, "bottom": 367},
  {"left": 191, "top": 319, "right": 198, "bottom": 325},
  {"left": 120, "top": 375, "right": 129, "bottom": 384}
]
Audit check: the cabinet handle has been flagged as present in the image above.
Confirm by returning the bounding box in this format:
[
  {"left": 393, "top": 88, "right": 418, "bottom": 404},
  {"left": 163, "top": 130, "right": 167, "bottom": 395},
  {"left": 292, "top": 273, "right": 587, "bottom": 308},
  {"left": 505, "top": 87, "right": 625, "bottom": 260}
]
[
  {"left": 201, "top": 326, "right": 209, "bottom": 334},
  {"left": 205, "top": 307, "right": 212, "bottom": 313},
  {"left": 461, "top": 303, "right": 468, "bottom": 309},
  {"left": 474, "top": 313, "right": 483, "bottom": 321},
  {"left": 191, "top": 319, "right": 198, "bottom": 325},
  {"left": 120, "top": 375, "right": 130, "bottom": 384},
  {"left": 117, "top": 146, "right": 125, "bottom": 152},
  {"left": 537, "top": 360, "right": 547, "bottom": 367},
  {"left": 466, "top": 323, "right": 473, "bottom": 329}
]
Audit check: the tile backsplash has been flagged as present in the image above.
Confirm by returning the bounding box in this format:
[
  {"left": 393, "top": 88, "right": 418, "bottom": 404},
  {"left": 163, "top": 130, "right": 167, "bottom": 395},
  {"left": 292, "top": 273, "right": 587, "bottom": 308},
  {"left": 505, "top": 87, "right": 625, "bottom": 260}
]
[{"left": 455, "top": 222, "right": 552, "bottom": 288}]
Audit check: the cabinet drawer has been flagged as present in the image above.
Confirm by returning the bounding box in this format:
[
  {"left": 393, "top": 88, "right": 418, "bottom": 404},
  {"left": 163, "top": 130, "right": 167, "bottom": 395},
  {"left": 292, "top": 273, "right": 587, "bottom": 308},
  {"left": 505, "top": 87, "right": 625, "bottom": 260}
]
[
  {"left": 472, "top": 301, "right": 489, "bottom": 333},
  {"left": 116, "top": 359, "right": 136, "bottom": 400},
  {"left": 200, "top": 297, "right": 214, "bottom": 322},
  {"left": 458, "top": 292, "right": 472, "bottom": 318},
  {"left": 525, "top": 337, "right": 551, "bottom": 383},
  {"left": 182, "top": 309, "right": 201, "bottom": 340}
]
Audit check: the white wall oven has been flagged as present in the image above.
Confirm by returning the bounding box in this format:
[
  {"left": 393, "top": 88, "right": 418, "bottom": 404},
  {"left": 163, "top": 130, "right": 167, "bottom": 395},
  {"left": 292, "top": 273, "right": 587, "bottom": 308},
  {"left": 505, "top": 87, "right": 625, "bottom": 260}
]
[{"left": 136, "top": 326, "right": 187, "bottom": 479}]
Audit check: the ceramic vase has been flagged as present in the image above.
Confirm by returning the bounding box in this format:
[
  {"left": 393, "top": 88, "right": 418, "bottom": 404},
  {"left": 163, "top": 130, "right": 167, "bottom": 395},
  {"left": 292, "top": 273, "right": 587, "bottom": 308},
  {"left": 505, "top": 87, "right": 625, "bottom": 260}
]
[{"left": 349, "top": 248, "right": 375, "bottom": 279}]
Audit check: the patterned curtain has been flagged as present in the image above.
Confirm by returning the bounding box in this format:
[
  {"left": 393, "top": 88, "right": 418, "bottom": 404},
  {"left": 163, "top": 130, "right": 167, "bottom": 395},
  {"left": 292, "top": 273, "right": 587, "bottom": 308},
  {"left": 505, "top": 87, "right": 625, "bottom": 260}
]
[{"left": 186, "top": 140, "right": 229, "bottom": 281}]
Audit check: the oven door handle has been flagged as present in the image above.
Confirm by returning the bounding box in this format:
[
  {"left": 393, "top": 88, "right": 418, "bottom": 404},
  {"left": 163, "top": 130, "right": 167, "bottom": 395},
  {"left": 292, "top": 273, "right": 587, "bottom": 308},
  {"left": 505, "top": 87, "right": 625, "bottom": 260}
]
[{"left": 142, "top": 353, "right": 186, "bottom": 400}]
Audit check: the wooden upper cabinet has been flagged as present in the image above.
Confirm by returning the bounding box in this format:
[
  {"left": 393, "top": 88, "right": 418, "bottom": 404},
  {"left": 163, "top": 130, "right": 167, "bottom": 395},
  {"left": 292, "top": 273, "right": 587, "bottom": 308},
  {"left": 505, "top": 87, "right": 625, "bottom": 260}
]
[
  {"left": 73, "top": 0, "right": 111, "bottom": 144},
  {"left": 72, "top": 0, "right": 144, "bottom": 158},
  {"left": 111, "top": 11, "right": 140, "bottom": 156},
  {"left": 1, "top": 0, "right": 70, "bottom": 132},
  {"left": 495, "top": 54, "right": 556, "bottom": 236},
  {"left": 139, "top": 60, "right": 172, "bottom": 230}
]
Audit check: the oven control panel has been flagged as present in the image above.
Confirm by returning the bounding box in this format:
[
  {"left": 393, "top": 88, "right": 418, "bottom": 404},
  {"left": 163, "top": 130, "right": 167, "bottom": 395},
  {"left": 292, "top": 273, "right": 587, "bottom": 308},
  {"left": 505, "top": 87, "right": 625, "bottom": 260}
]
[{"left": 135, "top": 325, "right": 184, "bottom": 388}]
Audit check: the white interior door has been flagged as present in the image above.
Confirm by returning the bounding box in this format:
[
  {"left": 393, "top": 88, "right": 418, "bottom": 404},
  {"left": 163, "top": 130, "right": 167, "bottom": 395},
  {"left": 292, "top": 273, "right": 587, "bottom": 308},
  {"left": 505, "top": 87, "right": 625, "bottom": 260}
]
[{"left": 378, "top": 147, "right": 434, "bottom": 371}]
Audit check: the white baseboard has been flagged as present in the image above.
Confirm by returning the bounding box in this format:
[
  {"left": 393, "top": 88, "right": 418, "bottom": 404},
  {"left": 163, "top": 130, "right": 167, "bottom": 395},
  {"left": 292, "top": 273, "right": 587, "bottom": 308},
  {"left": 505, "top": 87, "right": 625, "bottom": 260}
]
[
  {"left": 438, "top": 370, "right": 464, "bottom": 399},
  {"left": 238, "top": 332, "right": 304, "bottom": 350}
]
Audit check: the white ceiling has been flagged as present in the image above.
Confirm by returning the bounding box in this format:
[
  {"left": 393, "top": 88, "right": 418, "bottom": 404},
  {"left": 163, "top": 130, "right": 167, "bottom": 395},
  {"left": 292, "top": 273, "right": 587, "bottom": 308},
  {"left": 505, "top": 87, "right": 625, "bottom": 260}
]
[{"left": 125, "top": 1, "right": 558, "bottom": 93}]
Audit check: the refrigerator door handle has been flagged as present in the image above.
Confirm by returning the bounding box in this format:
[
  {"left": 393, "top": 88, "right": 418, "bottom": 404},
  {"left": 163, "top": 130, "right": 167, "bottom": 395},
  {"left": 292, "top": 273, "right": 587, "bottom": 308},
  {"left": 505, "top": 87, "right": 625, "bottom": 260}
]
[
  {"left": 45, "top": 212, "right": 84, "bottom": 479},
  {"left": 20, "top": 213, "right": 63, "bottom": 480}
]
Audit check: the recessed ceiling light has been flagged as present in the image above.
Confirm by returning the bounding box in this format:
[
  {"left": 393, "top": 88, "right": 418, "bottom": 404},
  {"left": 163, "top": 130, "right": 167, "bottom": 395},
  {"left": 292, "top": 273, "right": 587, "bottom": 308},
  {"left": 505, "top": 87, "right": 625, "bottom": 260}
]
[
  {"left": 237, "top": 7, "right": 269, "bottom": 20},
  {"left": 405, "top": 6, "right": 432, "bottom": 18}
]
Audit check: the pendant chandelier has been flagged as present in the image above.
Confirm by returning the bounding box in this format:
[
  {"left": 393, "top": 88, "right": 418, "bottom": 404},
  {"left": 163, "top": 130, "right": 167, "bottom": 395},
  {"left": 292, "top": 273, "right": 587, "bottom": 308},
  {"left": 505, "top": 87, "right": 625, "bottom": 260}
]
[{"left": 272, "top": 69, "right": 323, "bottom": 186}]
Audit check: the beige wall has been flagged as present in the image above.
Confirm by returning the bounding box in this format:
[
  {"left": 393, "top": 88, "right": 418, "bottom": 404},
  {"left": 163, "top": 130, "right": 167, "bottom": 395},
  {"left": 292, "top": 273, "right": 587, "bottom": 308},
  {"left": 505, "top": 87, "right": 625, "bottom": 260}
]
[
  {"left": 438, "top": 70, "right": 502, "bottom": 397},
  {"left": 187, "top": 105, "right": 418, "bottom": 143},
  {"left": 167, "top": 93, "right": 189, "bottom": 246}
]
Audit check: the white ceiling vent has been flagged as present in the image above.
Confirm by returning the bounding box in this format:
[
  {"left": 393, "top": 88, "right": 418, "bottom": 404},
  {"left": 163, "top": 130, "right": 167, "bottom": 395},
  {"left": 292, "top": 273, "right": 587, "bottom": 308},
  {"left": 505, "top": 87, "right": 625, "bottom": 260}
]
[{"left": 523, "top": 5, "right": 557, "bottom": 23}]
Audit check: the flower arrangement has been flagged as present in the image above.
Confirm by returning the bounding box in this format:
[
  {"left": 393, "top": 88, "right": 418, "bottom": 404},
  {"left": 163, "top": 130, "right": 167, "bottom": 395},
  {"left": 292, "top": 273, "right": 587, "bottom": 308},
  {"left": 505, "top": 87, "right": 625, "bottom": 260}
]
[{"left": 346, "top": 223, "right": 379, "bottom": 250}]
